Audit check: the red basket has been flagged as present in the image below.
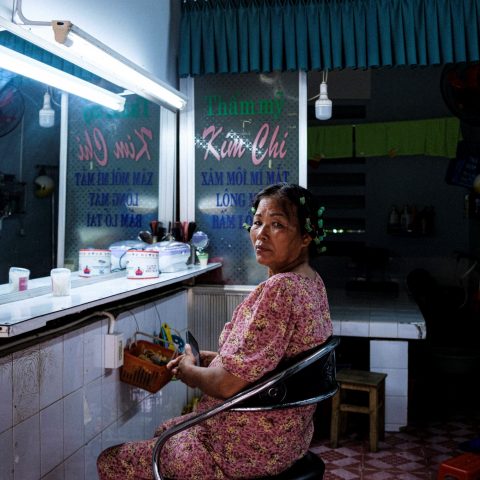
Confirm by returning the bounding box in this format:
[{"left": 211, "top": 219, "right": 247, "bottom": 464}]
[{"left": 120, "top": 333, "right": 177, "bottom": 393}]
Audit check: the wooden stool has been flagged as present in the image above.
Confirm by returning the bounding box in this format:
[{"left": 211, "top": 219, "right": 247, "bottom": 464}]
[
  {"left": 437, "top": 453, "right": 480, "bottom": 480},
  {"left": 330, "top": 369, "right": 386, "bottom": 452}
]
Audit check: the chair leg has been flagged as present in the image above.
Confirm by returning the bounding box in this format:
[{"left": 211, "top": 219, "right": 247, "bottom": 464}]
[{"left": 330, "top": 391, "right": 340, "bottom": 448}]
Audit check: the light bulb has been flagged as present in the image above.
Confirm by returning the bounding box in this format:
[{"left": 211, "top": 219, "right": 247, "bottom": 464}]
[
  {"left": 39, "top": 92, "right": 55, "bottom": 128},
  {"left": 315, "top": 81, "right": 332, "bottom": 120}
]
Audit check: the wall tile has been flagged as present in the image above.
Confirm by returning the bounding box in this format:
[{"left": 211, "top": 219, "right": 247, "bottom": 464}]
[
  {"left": 84, "top": 322, "right": 103, "bottom": 384},
  {"left": 39, "top": 337, "right": 63, "bottom": 410},
  {"left": 63, "top": 330, "right": 84, "bottom": 396},
  {"left": 102, "top": 370, "right": 119, "bottom": 429},
  {"left": 385, "top": 395, "right": 408, "bottom": 425},
  {"left": 64, "top": 447, "right": 85, "bottom": 480},
  {"left": 340, "top": 320, "right": 369, "bottom": 337},
  {"left": 370, "top": 340, "right": 408, "bottom": 369},
  {"left": 101, "top": 422, "right": 120, "bottom": 451},
  {"left": 64, "top": 389, "right": 84, "bottom": 458},
  {"left": 13, "top": 414, "right": 40, "bottom": 480},
  {"left": 0, "top": 354, "right": 13, "bottom": 433},
  {"left": 41, "top": 463, "right": 64, "bottom": 480},
  {"left": 0, "top": 428, "right": 13, "bottom": 480},
  {"left": 84, "top": 378, "right": 103, "bottom": 443},
  {"left": 117, "top": 404, "right": 145, "bottom": 443},
  {"left": 85, "top": 434, "right": 102, "bottom": 480},
  {"left": 40, "top": 400, "right": 64, "bottom": 476},
  {"left": 369, "top": 320, "right": 398, "bottom": 338},
  {"left": 13, "top": 346, "right": 40, "bottom": 425},
  {"left": 374, "top": 367, "right": 408, "bottom": 397}
]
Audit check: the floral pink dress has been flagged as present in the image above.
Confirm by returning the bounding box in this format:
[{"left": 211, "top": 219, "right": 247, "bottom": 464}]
[{"left": 97, "top": 272, "right": 332, "bottom": 480}]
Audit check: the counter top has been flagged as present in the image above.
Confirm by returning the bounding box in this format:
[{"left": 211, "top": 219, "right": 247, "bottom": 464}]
[
  {"left": 0, "top": 263, "right": 221, "bottom": 337},
  {"left": 327, "top": 288, "right": 426, "bottom": 340}
]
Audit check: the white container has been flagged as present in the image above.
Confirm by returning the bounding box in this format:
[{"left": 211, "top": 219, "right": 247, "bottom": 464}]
[
  {"left": 50, "top": 268, "right": 71, "bottom": 296},
  {"left": 125, "top": 249, "right": 159, "bottom": 279},
  {"left": 79, "top": 249, "right": 111, "bottom": 277},
  {"left": 9, "top": 267, "right": 30, "bottom": 292},
  {"left": 146, "top": 241, "right": 190, "bottom": 273},
  {"left": 109, "top": 240, "right": 148, "bottom": 271}
]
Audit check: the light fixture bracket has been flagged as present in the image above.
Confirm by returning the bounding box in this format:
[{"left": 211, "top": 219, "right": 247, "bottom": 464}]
[{"left": 51, "top": 20, "right": 72, "bottom": 45}]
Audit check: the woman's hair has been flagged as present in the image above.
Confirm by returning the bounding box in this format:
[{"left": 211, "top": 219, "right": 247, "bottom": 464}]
[{"left": 249, "top": 183, "right": 326, "bottom": 258}]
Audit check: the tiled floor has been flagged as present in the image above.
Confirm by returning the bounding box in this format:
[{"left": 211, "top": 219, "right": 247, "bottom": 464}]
[
  {"left": 311, "top": 416, "right": 480, "bottom": 479},
  {"left": 310, "top": 389, "right": 480, "bottom": 480}
]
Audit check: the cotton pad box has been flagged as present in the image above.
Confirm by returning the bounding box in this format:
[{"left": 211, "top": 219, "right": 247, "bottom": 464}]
[{"left": 146, "top": 241, "right": 190, "bottom": 273}]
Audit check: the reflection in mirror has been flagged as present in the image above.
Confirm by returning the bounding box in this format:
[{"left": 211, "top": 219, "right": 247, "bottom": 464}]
[{"left": 0, "top": 72, "right": 60, "bottom": 283}]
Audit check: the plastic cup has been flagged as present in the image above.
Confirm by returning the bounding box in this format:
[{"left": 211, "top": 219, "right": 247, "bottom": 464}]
[
  {"left": 9, "top": 267, "right": 30, "bottom": 292},
  {"left": 197, "top": 252, "right": 209, "bottom": 266},
  {"left": 50, "top": 268, "right": 71, "bottom": 296}
]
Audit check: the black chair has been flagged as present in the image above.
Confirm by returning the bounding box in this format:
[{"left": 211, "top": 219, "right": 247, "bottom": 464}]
[{"left": 152, "top": 335, "right": 340, "bottom": 480}]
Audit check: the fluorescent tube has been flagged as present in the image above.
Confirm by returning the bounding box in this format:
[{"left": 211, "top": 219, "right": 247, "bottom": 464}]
[{"left": 0, "top": 44, "right": 125, "bottom": 111}]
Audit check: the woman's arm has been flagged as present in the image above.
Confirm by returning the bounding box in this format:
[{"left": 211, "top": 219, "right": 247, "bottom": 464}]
[
  {"left": 200, "top": 350, "right": 217, "bottom": 367},
  {"left": 167, "top": 345, "right": 250, "bottom": 399}
]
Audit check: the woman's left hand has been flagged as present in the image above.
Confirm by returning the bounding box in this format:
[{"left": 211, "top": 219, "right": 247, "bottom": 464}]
[{"left": 167, "top": 344, "right": 197, "bottom": 387}]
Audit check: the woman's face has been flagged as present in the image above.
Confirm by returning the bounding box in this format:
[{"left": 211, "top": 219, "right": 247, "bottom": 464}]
[{"left": 250, "top": 196, "right": 311, "bottom": 274}]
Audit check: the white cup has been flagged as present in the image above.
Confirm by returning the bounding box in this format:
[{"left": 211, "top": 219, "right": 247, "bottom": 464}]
[
  {"left": 9, "top": 267, "right": 30, "bottom": 292},
  {"left": 50, "top": 268, "right": 71, "bottom": 296}
]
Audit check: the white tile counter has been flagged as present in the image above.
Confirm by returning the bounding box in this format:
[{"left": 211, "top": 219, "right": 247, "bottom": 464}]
[
  {"left": 0, "top": 263, "right": 221, "bottom": 338},
  {"left": 327, "top": 288, "right": 426, "bottom": 431}
]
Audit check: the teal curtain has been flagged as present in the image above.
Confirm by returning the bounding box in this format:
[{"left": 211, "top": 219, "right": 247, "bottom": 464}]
[
  {"left": 179, "top": 0, "right": 480, "bottom": 77},
  {"left": 0, "top": 31, "right": 103, "bottom": 84}
]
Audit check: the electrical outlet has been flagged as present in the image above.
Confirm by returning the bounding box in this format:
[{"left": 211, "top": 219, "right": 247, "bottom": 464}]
[{"left": 104, "top": 333, "right": 124, "bottom": 369}]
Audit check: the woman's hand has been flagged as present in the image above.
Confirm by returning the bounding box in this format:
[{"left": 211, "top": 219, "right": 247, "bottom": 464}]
[
  {"left": 167, "top": 344, "right": 197, "bottom": 388},
  {"left": 167, "top": 346, "right": 250, "bottom": 399}
]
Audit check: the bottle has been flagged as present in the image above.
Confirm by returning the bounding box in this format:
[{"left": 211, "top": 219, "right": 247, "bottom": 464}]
[
  {"left": 388, "top": 206, "right": 400, "bottom": 232},
  {"left": 400, "top": 205, "right": 410, "bottom": 232}
]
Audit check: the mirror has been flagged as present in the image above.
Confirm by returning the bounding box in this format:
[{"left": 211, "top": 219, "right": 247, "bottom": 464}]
[{"left": 0, "top": 73, "right": 60, "bottom": 283}]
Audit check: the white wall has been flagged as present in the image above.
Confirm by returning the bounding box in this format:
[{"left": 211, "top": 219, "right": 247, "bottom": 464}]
[{"left": 0, "top": 0, "right": 180, "bottom": 87}]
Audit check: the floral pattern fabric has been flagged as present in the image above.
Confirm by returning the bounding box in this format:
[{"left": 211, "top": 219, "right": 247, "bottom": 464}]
[{"left": 97, "top": 272, "right": 332, "bottom": 480}]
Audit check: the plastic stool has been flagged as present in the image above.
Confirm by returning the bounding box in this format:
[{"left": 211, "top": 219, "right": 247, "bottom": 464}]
[
  {"left": 437, "top": 453, "right": 480, "bottom": 480},
  {"left": 330, "top": 369, "right": 386, "bottom": 452}
]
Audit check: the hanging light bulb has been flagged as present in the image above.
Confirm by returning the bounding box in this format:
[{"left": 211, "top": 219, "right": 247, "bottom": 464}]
[
  {"left": 315, "top": 71, "right": 332, "bottom": 121},
  {"left": 39, "top": 91, "right": 55, "bottom": 127}
]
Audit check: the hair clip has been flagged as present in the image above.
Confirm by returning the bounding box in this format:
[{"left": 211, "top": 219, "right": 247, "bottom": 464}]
[
  {"left": 250, "top": 207, "right": 256, "bottom": 214},
  {"left": 242, "top": 223, "right": 251, "bottom": 231},
  {"left": 299, "top": 196, "right": 306, "bottom": 205}
]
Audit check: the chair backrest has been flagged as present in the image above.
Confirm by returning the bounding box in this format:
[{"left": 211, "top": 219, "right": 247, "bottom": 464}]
[{"left": 152, "top": 335, "right": 340, "bottom": 480}]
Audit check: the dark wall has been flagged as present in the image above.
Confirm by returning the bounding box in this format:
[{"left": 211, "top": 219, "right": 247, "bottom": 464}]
[{"left": 307, "top": 66, "right": 474, "bottom": 289}]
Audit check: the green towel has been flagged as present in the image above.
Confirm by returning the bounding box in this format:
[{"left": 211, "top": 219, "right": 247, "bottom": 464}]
[
  {"left": 355, "top": 117, "right": 461, "bottom": 158},
  {"left": 307, "top": 125, "right": 353, "bottom": 161}
]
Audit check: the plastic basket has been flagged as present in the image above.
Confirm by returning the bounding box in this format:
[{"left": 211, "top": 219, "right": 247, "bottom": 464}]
[{"left": 120, "top": 332, "right": 177, "bottom": 393}]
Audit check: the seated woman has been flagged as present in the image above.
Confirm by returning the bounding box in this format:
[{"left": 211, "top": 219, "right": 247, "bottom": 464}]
[{"left": 97, "top": 182, "right": 333, "bottom": 480}]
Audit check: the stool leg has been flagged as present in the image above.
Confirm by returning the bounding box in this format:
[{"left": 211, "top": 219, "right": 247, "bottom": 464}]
[
  {"left": 379, "top": 380, "right": 385, "bottom": 441},
  {"left": 330, "top": 391, "right": 340, "bottom": 448},
  {"left": 369, "top": 386, "right": 378, "bottom": 453}
]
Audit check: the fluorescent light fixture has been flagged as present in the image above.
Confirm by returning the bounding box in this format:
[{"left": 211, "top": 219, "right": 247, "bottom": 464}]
[
  {"left": 0, "top": 44, "right": 125, "bottom": 111},
  {"left": 11, "top": 1, "right": 187, "bottom": 111},
  {"left": 54, "top": 23, "right": 187, "bottom": 110}
]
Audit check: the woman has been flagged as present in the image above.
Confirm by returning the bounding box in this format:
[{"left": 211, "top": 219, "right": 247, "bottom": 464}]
[{"left": 97, "top": 183, "right": 332, "bottom": 479}]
